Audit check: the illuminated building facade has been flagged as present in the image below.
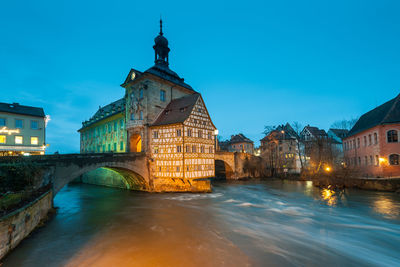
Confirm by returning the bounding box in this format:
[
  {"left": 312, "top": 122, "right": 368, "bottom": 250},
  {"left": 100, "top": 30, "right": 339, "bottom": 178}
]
[
  {"left": 0, "top": 102, "right": 47, "bottom": 156},
  {"left": 79, "top": 20, "right": 217, "bottom": 190},
  {"left": 343, "top": 93, "right": 400, "bottom": 177},
  {"left": 79, "top": 99, "right": 126, "bottom": 153},
  {"left": 150, "top": 94, "right": 216, "bottom": 179}
]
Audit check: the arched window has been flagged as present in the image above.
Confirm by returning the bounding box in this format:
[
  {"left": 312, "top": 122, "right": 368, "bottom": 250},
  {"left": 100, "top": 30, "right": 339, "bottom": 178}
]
[
  {"left": 389, "top": 154, "right": 399, "bottom": 165},
  {"left": 387, "top": 130, "right": 398, "bottom": 143}
]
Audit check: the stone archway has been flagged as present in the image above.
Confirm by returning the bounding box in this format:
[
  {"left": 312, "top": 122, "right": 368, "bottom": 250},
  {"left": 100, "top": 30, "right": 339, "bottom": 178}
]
[
  {"left": 130, "top": 134, "right": 142, "bottom": 152},
  {"left": 215, "top": 159, "right": 234, "bottom": 179},
  {"left": 79, "top": 167, "right": 149, "bottom": 191}
]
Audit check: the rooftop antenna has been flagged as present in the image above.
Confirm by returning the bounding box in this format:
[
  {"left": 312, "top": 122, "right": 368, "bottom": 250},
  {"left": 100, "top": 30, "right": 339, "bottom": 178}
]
[{"left": 159, "top": 15, "right": 163, "bottom": 35}]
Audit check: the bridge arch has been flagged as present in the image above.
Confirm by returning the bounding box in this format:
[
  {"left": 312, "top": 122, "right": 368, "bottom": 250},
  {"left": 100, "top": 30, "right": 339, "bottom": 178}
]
[
  {"left": 50, "top": 154, "right": 149, "bottom": 196},
  {"left": 215, "top": 159, "right": 234, "bottom": 179}
]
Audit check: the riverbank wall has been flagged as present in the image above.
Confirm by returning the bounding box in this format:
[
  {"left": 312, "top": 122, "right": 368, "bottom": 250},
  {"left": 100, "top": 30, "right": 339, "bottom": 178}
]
[
  {"left": 313, "top": 176, "right": 400, "bottom": 192},
  {"left": 0, "top": 190, "right": 53, "bottom": 260}
]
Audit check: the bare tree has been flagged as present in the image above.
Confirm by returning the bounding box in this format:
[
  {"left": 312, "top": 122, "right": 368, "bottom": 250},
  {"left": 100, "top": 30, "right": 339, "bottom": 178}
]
[
  {"left": 263, "top": 125, "right": 277, "bottom": 135},
  {"left": 292, "top": 121, "right": 305, "bottom": 171},
  {"left": 330, "top": 118, "right": 358, "bottom": 130}
]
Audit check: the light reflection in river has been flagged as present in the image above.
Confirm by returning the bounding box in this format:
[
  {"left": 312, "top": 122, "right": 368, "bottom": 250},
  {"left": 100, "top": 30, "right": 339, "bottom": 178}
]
[{"left": 2, "top": 180, "right": 400, "bottom": 267}]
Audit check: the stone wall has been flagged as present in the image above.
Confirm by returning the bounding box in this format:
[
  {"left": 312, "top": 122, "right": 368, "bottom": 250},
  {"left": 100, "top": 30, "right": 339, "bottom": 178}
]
[
  {"left": 0, "top": 190, "right": 53, "bottom": 260},
  {"left": 152, "top": 177, "right": 211, "bottom": 192},
  {"left": 313, "top": 177, "right": 400, "bottom": 192}
]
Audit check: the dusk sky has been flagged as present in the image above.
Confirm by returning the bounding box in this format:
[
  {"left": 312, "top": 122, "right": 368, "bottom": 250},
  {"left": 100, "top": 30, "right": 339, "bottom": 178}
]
[{"left": 1, "top": 0, "right": 399, "bottom": 153}]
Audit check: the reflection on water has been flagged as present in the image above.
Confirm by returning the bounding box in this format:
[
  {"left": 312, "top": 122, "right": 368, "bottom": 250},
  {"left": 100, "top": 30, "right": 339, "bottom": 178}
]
[{"left": 2, "top": 180, "right": 400, "bottom": 267}]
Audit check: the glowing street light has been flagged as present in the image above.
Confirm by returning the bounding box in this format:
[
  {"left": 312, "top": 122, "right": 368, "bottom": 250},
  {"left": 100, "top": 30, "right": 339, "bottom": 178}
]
[{"left": 325, "top": 166, "right": 331, "bottom": 172}]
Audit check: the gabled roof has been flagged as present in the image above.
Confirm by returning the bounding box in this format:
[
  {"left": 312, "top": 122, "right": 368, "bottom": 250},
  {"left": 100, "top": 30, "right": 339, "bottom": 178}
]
[
  {"left": 79, "top": 98, "right": 125, "bottom": 130},
  {"left": 229, "top": 134, "right": 253, "bottom": 144},
  {"left": 151, "top": 93, "right": 200, "bottom": 126},
  {"left": 329, "top": 128, "right": 349, "bottom": 139},
  {"left": 303, "top": 125, "right": 327, "bottom": 138},
  {"left": 347, "top": 93, "right": 400, "bottom": 137},
  {"left": 0, "top": 102, "right": 45, "bottom": 118}
]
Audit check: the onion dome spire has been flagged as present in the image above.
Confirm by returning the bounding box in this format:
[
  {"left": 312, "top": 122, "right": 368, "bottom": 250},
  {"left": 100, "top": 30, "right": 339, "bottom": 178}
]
[{"left": 153, "top": 19, "right": 170, "bottom": 66}]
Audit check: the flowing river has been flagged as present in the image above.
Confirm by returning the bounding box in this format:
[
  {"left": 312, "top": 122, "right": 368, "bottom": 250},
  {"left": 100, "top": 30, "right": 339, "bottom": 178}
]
[{"left": 2, "top": 180, "right": 400, "bottom": 267}]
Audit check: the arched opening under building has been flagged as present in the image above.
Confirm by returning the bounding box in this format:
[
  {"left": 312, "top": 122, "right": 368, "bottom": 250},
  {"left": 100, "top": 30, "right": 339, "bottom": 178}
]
[
  {"left": 76, "top": 167, "right": 148, "bottom": 191},
  {"left": 130, "top": 134, "right": 142, "bottom": 152},
  {"left": 215, "top": 160, "right": 234, "bottom": 179}
]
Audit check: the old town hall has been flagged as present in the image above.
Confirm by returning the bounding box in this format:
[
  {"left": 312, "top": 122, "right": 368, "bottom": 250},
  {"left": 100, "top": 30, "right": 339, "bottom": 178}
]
[{"left": 78, "top": 20, "right": 217, "bottom": 191}]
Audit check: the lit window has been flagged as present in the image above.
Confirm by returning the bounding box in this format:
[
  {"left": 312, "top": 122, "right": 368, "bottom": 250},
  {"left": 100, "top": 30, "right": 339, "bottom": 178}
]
[
  {"left": 389, "top": 154, "right": 399, "bottom": 165},
  {"left": 200, "top": 146, "right": 205, "bottom": 153},
  {"left": 154, "top": 147, "right": 159, "bottom": 154},
  {"left": 387, "top": 130, "right": 398, "bottom": 143},
  {"left": 15, "top": 119, "right": 23, "bottom": 129},
  {"left": 160, "top": 90, "right": 166, "bottom": 102},
  {"left": 0, "top": 135, "right": 6, "bottom": 144},
  {"left": 187, "top": 129, "right": 192, "bottom": 137},
  {"left": 0, "top": 118, "right": 5, "bottom": 126},
  {"left": 177, "top": 129, "right": 181, "bottom": 137},
  {"left": 153, "top": 131, "right": 159, "bottom": 139},
  {"left": 31, "top": 120, "right": 38, "bottom": 130},
  {"left": 177, "top": 145, "right": 182, "bottom": 153},
  {"left": 31, "top": 137, "right": 38, "bottom": 145},
  {"left": 15, "top": 136, "right": 23, "bottom": 144}
]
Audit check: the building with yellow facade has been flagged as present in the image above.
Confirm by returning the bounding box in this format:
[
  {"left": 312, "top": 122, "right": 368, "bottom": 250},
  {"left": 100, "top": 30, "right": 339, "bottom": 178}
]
[
  {"left": 0, "top": 102, "right": 47, "bottom": 156},
  {"left": 79, "top": 20, "right": 217, "bottom": 190}
]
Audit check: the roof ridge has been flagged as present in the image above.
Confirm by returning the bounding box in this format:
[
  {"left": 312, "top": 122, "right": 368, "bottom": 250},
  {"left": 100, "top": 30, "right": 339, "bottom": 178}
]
[{"left": 381, "top": 93, "right": 400, "bottom": 124}]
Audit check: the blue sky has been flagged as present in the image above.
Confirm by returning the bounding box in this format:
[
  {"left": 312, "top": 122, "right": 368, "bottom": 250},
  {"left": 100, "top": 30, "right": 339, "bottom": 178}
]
[{"left": 1, "top": 0, "right": 399, "bottom": 153}]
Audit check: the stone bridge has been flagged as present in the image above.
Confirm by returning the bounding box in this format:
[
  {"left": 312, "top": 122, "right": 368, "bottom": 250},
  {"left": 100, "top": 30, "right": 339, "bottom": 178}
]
[
  {"left": 0, "top": 153, "right": 150, "bottom": 196},
  {"left": 215, "top": 151, "right": 259, "bottom": 179}
]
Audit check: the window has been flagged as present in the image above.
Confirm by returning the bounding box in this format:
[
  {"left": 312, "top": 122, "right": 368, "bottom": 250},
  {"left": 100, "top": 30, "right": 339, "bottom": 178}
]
[
  {"left": 364, "top": 156, "right": 368, "bottom": 165},
  {"left": 198, "top": 130, "right": 202, "bottom": 138},
  {"left": 120, "top": 119, "right": 124, "bottom": 129},
  {"left": 374, "top": 133, "right": 378, "bottom": 144},
  {"left": 353, "top": 140, "right": 356, "bottom": 149},
  {"left": 364, "top": 136, "right": 367, "bottom": 146},
  {"left": 108, "top": 144, "right": 111, "bottom": 151},
  {"left": 154, "top": 147, "right": 159, "bottom": 154},
  {"left": 114, "top": 121, "right": 118, "bottom": 131},
  {"left": 186, "top": 145, "right": 190, "bottom": 153},
  {"left": 187, "top": 129, "right": 192, "bottom": 137},
  {"left": 358, "top": 157, "right": 361, "bottom": 166},
  {"left": 368, "top": 134, "right": 372, "bottom": 145},
  {"left": 120, "top": 141, "right": 124, "bottom": 150},
  {"left": 0, "top": 118, "right": 5, "bottom": 126},
  {"left": 0, "top": 135, "right": 5, "bottom": 144},
  {"left": 102, "top": 145, "right": 105, "bottom": 152},
  {"left": 15, "top": 136, "right": 23, "bottom": 144},
  {"left": 208, "top": 132, "right": 211, "bottom": 140},
  {"left": 31, "top": 137, "right": 38, "bottom": 145},
  {"left": 15, "top": 119, "right": 23, "bottom": 129},
  {"left": 200, "top": 146, "right": 205, "bottom": 153},
  {"left": 209, "top": 147, "right": 213, "bottom": 153},
  {"left": 139, "top": 88, "right": 143, "bottom": 99},
  {"left": 113, "top": 143, "right": 117, "bottom": 151},
  {"left": 176, "top": 166, "right": 180, "bottom": 172},
  {"left": 387, "top": 130, "right": 398, "bottom": 143},
  {"left": 108, "top": 123, "right": 111, "bottom": 133},
  {"left": 139, "top": 111, "right": 143, "bottom": 120},
  {"left": 192, "top": 145, "right": 196, "bottom": 153},
  {"left": 357, "top": 138, "right": 360, "bottom": 148},
  {"left": 130, "top": 113, "right": 135, "bottom": 120},
  {"left": 31, "top": 120, "right": 38, "bottom": 130},
  {"left": 177, "top": 145, "right": 182, "bottom": 153},
  {"left": 375, "top": 155, "right": 379, "bottom": 166},
  {"left": 153, "top": 131, "right": 159, "bottom": 139},
  {"left": 389, "top": 154, "right": 399, "bottom": 165},
  {"left": 370, "top": 155, "right": 373, "bottom": 165},
  {"left": 160, "top": 89, "right": 166, "bottom": 102}
]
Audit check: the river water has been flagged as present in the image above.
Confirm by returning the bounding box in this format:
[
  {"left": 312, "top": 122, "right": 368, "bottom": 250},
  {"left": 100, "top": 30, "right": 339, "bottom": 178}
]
[{"left": 2, "top": 180, "right": 400, "bottom": 267}]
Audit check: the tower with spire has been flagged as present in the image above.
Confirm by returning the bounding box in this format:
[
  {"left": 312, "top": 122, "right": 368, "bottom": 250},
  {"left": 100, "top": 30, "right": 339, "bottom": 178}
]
[{"left": 153, "top": 19, "right": 170, "bottom": 66}]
